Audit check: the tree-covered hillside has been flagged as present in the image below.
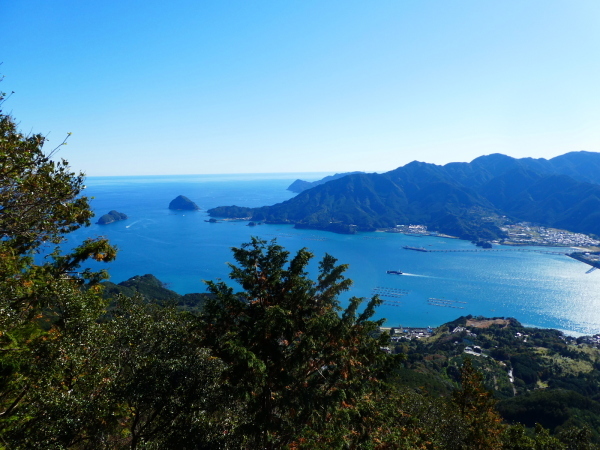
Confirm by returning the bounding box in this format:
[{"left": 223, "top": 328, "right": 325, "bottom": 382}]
[
  {"left": 392, "top": 316, "right": 600, "bottom": 443},
  {"left": 101, "top": 273, "right": 210, "bottom": 311},
  {"left": 287, "top": 171, "right": 365, "bottom": 193},
  {"left": 209, "top": 152, "right": 600, "bottom": 240}
]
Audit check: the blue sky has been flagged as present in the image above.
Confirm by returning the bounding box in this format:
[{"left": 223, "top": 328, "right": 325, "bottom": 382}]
[{"left": 3, "top": 1, "right": 600, "bottom": 176}]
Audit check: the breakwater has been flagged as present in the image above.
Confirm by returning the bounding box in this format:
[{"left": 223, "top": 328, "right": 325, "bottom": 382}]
[
  {"left": 403, "top": 247, "right": 570, "bottom": 255},
  {"left": 568, "top": 253, "right": 600, "bottom": 271}
]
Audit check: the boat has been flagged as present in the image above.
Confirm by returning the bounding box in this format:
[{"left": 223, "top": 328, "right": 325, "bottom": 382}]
[
  {"left": 402, "top": 246, "right": 428, "bottom": 252},
  {"left": 386, "top": 270, "right": 403, "bottom": 275}
]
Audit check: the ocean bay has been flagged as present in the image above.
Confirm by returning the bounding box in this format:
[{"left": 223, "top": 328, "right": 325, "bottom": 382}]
[{"left": 69, "top": 174, "right": 600, "bottom": 336}]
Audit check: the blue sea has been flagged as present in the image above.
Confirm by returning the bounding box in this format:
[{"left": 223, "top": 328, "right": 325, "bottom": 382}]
[{"left": 64, "top": 174, "right": 600, "bottom": 336}]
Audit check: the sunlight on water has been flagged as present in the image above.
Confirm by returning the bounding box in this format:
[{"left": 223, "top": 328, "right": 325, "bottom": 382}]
[{"left": 69, "top": 174, "right": 600, "bottom": 336}]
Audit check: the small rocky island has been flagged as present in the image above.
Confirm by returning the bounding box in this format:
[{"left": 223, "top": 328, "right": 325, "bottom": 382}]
[
  {"left": 169, "top": 195, "right": 200, "bottom": 211},
  {"left": 97, "top": 210, "right": 128, "bottom": 225}
]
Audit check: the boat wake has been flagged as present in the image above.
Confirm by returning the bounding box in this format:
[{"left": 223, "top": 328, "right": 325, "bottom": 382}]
[{"left": 126, "top": 219, "right": 153, "bottom": 229}]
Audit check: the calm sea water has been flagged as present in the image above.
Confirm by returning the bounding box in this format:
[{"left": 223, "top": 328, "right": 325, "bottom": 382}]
[{"left": 65, "top": 174, "right": 600, "bottom": 336}]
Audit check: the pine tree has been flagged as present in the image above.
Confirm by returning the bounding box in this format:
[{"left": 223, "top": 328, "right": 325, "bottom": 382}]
[
  {"left": 199, "top": 237, "right": 398, "bottom": 448},
  {"left": 450, "top": 358, "right": 505, "bottom": 449}
]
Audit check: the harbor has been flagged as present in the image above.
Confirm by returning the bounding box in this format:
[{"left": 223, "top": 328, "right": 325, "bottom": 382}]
[{"left": 401, "top": 244, "right": 600, "bottom": 273}]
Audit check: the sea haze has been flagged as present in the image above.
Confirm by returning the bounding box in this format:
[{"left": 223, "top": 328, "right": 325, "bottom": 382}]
[{"left": 65, "top": 174, "right": 600, "bottom": 336}]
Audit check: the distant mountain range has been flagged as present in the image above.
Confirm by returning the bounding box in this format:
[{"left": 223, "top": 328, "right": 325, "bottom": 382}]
[
  {"left": 208, "top": 151, "right": 600, "bottom": 240},
  {"left": 287, "top": 172, "right": 364, "bottom": 193}
]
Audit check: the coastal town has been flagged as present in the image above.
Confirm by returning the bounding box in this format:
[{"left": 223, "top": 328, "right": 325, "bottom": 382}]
[
  {"left": 387, "top": 222, "right": 600, "bottom": 249},
  {"left": 499, "top": 223, "right": 600, "bottom": 269},
  {"left": 500, "top": 223, "right": 600, "bottom": 248},
  {"left": 384, "top": 221, "right": 600, "bottom": 271}
]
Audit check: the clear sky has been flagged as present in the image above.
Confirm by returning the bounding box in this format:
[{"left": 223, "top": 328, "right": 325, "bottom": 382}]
[{"left": 3, "top": 1, "right": 600, "bottom": 176}]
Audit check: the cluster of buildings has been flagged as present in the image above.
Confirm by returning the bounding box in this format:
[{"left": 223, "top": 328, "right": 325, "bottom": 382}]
[
  {"left": 387, "top": 224, "right": 432, "bottom": 235},
  {"left": 380, "top": 326, "right": 434, "bottom": 341},
  {"left": 578, "top": 334, "right": 600, "bottom": 348},
  {"left": 500, "top": 223, "right": 600, "bottom": 247},
  {"left": 451, "top": 326, "right": 476, "bottom": 337},
  {"left": 464, "top": 345, "right": 486, "bottom": 357}
]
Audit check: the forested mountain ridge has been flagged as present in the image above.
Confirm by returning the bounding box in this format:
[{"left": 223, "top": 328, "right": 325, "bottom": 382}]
[
  {"left": 209, "top": 151, "right": 600, "bottom": 240},
  {"left": 287, "top": 171, "right": 365, "bottom": 193}
]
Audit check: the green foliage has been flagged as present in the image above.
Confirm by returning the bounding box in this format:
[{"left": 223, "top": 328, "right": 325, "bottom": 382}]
[
  {"left": 451, "top": 358, "right": 504, "bottom": 449},
  {"left": 199, "top": 237, "right": 399, "bottom": 448},
  {"left": 2, "top": 294, "right": 228, "bottom": 449},
  {"left": 101, "top": 296, "right": 229, "bottom": 449},
  {"left": 392, "top": 366, "right": 454, "bottom": 397},
  {"left": 498, "top": 390, "right": 600, "bottom": 442},
  {"left": 0, "top": 83, "right": 117, "bottom": 446},
  {"left": 0, "top": 83, "right": 117, "bottom": 347},
  {"left": 0, "top": 128, "right": 90, "bottom": 252},
  {"left": 501, "top": 423, "right": 566, "bottom": 450}
]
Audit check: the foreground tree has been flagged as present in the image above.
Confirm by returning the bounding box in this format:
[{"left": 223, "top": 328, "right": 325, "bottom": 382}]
[
  {"left": 103, "top": 296, "right": 229, "bottom": 450},
  {"left": 199, "top": 237, "right": 399, "bottom": 449},
  {"left": 450, "top": 358, "right": 505, "bottom": 449},
  {"left": 0, "top": 83, "right": 116, "bottom": 336},
  {"left": 0, "top": 82, "right": 117, "bottom": 443}
]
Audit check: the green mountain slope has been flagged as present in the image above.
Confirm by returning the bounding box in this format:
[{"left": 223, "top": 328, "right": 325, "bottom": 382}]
[
  {"left": 102, "top": 274, "right": 211, "bottom": 311},
  {"left": 393, "top": 315, "right": 600, "bottom": 442},
  {"left": 208, "top": 151, "right": 600, "bottom": 239},
  {"left": 287, "top": 171, "right": 364, "bottom": 193}
]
